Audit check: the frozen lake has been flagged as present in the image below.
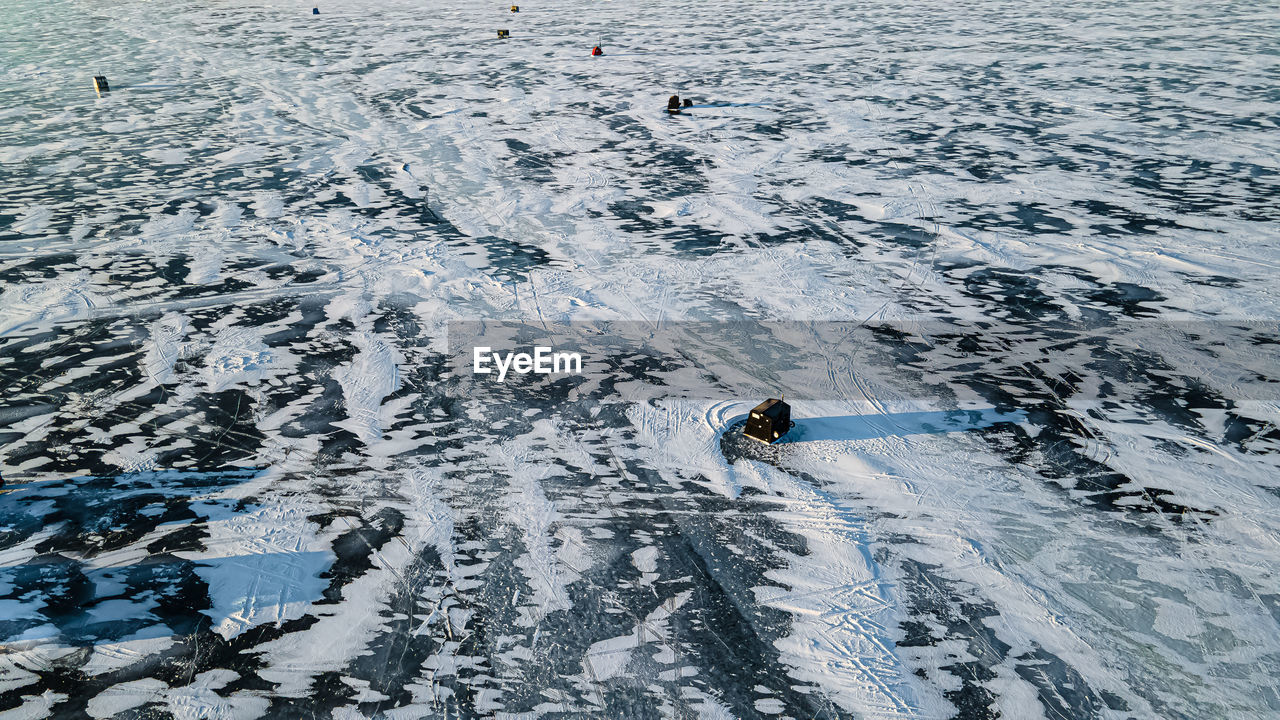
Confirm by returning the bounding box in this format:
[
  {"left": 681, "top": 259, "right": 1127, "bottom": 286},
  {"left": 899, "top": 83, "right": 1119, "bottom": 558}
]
[{"left": 1, "top": 0, "right": 1278, "bottom": 717}]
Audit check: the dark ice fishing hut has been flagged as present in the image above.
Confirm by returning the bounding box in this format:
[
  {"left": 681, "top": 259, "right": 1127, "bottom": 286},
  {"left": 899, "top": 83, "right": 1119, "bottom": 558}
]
[{"left": 743, "top": 397, "right": 793, "bottom": 444}]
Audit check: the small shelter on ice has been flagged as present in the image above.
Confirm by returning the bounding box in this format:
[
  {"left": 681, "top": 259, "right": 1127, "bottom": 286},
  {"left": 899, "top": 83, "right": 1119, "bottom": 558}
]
[{"left": 743, "top": 397, "right": 793, "bottom": 444}]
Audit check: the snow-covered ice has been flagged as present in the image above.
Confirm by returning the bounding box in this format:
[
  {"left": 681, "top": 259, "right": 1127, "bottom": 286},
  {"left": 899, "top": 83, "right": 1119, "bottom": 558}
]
[{"left": 1, "top": 0, "right": 1278, "bottom": 717}]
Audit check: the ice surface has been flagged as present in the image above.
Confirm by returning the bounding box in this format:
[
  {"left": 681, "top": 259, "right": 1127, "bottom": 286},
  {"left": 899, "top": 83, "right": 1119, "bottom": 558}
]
[
  {"left": 1, "top": 0, "right": 1278, "bottom": 716},
  {"left": 193, "top": 551, "right": 333, "bottom": 641}
]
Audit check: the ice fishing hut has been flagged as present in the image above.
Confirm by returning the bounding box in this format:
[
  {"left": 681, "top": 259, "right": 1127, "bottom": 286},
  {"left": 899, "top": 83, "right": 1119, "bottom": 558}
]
[{"left": 743, "top": 397, "right": 793, "bottom": 444}]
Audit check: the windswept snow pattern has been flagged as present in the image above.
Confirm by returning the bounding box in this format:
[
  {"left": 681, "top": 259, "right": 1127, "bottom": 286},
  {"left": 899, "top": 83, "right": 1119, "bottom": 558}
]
[{"left": 2, "top": 0, "right": 1279, "bottom": 717}]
